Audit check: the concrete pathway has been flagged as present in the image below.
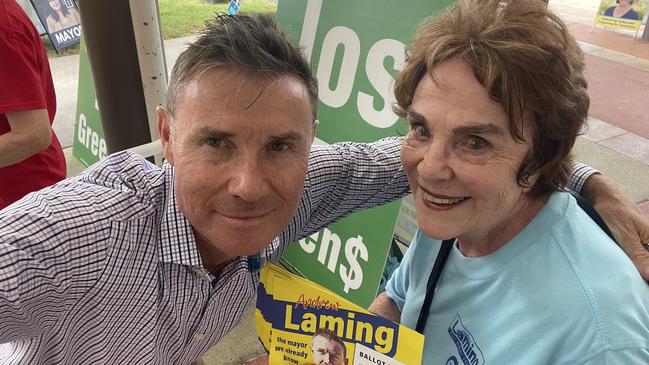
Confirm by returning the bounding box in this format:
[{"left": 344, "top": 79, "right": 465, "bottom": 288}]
[{"left": 550, "top": 6, "right": 649, "bottom": 215}]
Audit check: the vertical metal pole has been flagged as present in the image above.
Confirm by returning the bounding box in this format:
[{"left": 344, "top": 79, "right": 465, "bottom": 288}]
[
  {"left": 128, "top": 0, "right": 167, "bottom": 161},
  {"left": 76, "top": 0, "right": 152, "bottom": 154}
]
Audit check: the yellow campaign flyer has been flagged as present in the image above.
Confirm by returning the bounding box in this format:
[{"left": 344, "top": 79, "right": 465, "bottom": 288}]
[{"left": 256, "top": 263, "right": 424, "bottom": 365}]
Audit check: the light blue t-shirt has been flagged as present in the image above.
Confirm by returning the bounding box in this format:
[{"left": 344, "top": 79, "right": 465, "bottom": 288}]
[{"left": 386, "top": 192, "right": 649, "bottom": 364}]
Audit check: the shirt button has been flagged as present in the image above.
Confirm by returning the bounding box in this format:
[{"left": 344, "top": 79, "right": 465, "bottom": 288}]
[{"left": 195, "top": 334, "right": 206, "bottom": 342}]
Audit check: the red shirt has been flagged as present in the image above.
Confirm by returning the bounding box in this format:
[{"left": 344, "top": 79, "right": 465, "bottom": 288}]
[{"left": 0, "top": 0, "right": 66, "bottom": 209}]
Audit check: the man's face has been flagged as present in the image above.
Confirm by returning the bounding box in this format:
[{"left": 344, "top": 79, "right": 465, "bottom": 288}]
[
  {"left": 311, "top": 335, "right": 346, "bottom": 365},
  {"left": 158, "top": 69, "right": 316, "bottom": 267}
]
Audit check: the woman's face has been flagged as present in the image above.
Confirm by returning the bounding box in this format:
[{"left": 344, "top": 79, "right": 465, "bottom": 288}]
[
  {"left": 401, "top": 60, "right": 539, "bottom": 253},
  {"left": 619, "top": 0, "right": 632, "bottom": 5},
  {"left": 49, "top": 0, "right": 61, "bottom": 11}
]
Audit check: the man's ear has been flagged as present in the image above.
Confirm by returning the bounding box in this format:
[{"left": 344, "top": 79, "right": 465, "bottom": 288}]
[
  {"left": 157, "top": 105, "right": 175, "bottom": 165},
  {"left": 311, "top": 119, "right": 319, "bottom": 142}
]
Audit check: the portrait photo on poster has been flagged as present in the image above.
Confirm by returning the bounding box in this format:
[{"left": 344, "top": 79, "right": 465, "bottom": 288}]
[
  {"left": 30, "top": 0, "right": 81, "bottom": 51},
  {"left": 598, "top": 0, "right": 646, "bottom": 21}
]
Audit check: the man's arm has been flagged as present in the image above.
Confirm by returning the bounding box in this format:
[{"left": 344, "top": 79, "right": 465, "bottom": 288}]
[
  {"left": 0, "top": 201, "right": 101, "bottom": 343},
  {"left": 283, "top": 138, "right": 409, "bottom": 240},
  {"left": 0, "top": 109, "right": 52, "bottom": 167},
  {"left": 579, "top": 173, "right": 649, "bottom": 280},
  {"left": 0, "top": 240, "right": 63, "bottom": 342}
]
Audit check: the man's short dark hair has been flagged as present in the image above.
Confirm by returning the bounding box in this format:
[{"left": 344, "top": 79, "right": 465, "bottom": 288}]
[{"left": 166, "top": 13, "right": 318, "bottom": 120}]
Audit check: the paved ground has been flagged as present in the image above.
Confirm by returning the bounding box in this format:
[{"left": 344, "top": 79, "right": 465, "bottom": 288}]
[
  {"left": 46, "top": 1, "right": 649, "bottom": 363},
  {"left": 551, "top": 1, "right": 649, "bottom": 217}
]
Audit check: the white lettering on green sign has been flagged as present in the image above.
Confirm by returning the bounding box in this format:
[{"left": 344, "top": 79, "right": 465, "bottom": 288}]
[
  {"left": 77, "top": 112, "right": 107, "bottom": 160},
  {"left": 300, "top": 0, "right": 405, "bottom": 129},
  {"left": 299, "top": 228, "right": 369, "bottom": 293}
]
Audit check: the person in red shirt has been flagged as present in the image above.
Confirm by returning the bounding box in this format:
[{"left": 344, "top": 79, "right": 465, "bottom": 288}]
[{"left": 0, "top": 0, "right": 66, "bottom": 209}]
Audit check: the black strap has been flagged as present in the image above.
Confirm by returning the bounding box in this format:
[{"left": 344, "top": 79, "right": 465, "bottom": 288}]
[
  {"left": 569, "top": 191, "right": 617, "bottom": 244},
  {"left": 415, "top": 238, "right": 454, "bottom": 334}
]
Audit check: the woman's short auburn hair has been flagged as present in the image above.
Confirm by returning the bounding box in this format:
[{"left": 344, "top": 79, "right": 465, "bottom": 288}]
[{"left": 394, "top": 0, "right": 590, "bottom": 196}]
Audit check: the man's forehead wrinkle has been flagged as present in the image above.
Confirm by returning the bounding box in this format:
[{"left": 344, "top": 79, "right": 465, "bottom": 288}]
[
  {"left": 246, "top": 76, "right": 272, "bottom": 111},
  {"left": 226, "top": 72, "right": 275, "bottom": 111},
  {"left": 232, "top": 74, "right": 249, "bottom": 106}
]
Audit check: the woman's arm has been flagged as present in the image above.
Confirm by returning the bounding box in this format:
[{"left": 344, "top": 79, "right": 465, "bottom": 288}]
[{"left": 369, "top": 292, "right": 402, "bottom": 323}]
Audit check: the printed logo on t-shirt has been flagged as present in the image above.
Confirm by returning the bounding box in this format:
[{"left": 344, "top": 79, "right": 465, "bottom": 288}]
[{"left": 446, "top": 314, "right": 485, "bottom": 365}]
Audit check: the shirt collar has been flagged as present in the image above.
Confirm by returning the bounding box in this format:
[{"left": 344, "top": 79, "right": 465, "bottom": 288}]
[
  {"left": 158, "top": 162, "right": 264, "bottom": 273},
  {"left": 159, "top": 162, "right": 203, "bottom": 267}
]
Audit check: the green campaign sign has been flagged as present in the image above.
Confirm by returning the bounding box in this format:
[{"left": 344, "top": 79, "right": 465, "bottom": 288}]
[
  {"left": 278, "top": 0, "right": 453, "bottom": 307},
  {"left": 73, "top": 33, "right": 107, "bottom": 167}
]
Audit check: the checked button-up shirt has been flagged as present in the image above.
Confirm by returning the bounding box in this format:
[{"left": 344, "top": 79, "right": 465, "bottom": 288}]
[{"left": 0, "top": 138, "right": 411, "bottom": 365}]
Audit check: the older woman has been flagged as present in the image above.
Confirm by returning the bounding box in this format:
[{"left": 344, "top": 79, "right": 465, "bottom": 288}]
[{"left": 370, "top": 0, "right": 649, "bottom": 363}]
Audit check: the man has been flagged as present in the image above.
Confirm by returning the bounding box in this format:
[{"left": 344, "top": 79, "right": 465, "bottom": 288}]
[
  {"left": 0, "top": 0, "right": 66, "bottom": 209},
  {"left": 0, "top": 12, "right": 647, "bottom": 365},
  {"left": 308, "top": 328, "right": 348, "bottom": 365},
  {"left": 0, "top": 13, "right": 408, "bottom": 364}
]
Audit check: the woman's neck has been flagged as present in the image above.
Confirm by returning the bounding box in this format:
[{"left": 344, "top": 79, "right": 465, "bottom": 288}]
[{"left": 457, "top": 194, "right": 548, "bottom": 257}]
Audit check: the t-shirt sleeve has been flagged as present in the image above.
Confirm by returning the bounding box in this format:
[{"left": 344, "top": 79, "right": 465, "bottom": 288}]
[
  {"left": 0, "top": 19, "right": 46, "bottom": 113},
  {"left": 385, "top": 230, "right": 422, "bottom": 311}
]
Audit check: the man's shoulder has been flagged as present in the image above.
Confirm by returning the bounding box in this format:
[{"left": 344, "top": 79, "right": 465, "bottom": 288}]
[
  {"left": 77, "top": 151, "right": 164, "bottom": 189},
  {"left": 73, "top": 151, "right": 166, "bottom": 207},
  {"left": 0, "top": 152, "right": 168, "bottom": 264},
  {"left": 4, "top": 152, "right": 167, "bottom": 221}
]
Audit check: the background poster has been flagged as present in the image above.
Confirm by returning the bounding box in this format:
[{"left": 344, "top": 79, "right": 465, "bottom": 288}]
[
  {"left": 594, "top": 0, "right": 647, "bottom": 31},
  {"left": 30, "top": 0, "right": 81, "bottom": 51},
  {"left": 73, "top": 34, "right": 107, "bottom": 167},
  {"left": 277, "top": 0, "right": 453, "bottom": 308},
  {"left": 16, "top": 0, "right": 47, "bottom": 34}
]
